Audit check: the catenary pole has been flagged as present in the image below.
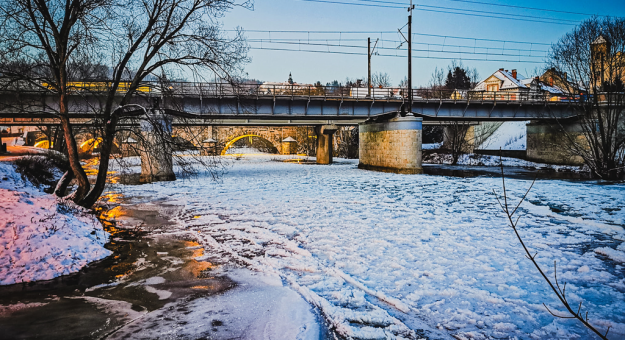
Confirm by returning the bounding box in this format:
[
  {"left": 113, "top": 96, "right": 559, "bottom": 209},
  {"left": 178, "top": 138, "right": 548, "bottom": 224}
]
[
  {"left": 407, "top": 0, "right": 415, "bottom": 114},
  {"left": 368, "top": 37, "right": 372, "bottom": 98}
]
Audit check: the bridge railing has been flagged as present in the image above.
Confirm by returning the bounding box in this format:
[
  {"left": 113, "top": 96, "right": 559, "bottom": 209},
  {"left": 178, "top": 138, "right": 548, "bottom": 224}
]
[
  {"left": 1, "top": 79, "right": 573, "bottom": 103},
  {"left": 142, "top": 81, "right": 570, "bottom": 102}
]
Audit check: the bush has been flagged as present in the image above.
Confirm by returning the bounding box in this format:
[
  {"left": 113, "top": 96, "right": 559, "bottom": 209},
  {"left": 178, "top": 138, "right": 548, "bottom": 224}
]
[{"left": 13, "top": 152, "right": 69, "bottom": 193}]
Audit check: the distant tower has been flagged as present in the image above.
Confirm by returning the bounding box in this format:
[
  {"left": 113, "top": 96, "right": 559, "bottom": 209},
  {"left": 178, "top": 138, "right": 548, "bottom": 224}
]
[
  {"left": 288, "top": 72, "right": 294, "bottom": 85},
  {"left": 591, "top": 35, "right": 611, "bottom": 89}
]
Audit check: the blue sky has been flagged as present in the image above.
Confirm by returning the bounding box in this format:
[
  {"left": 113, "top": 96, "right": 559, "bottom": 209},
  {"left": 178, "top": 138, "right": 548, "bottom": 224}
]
[{"left": 221, "top": 0, "right": 625, "bottom": 86}]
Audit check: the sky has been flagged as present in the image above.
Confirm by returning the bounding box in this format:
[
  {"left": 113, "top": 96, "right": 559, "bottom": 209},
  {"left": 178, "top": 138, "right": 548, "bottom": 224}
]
[{"left": 221, "top": 0, "right": 625, "bottom": 87}]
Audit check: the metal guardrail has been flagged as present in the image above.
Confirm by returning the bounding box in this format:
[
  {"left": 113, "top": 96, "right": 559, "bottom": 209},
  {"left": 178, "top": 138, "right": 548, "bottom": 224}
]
[{"left": 0, "top": 80, "right": 577, "bottom": 103}]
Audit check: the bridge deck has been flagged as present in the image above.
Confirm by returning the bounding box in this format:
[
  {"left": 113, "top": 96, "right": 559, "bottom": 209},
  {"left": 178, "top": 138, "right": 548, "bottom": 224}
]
[{"left": 0, "top": 83, "right": 582, "bottom": 126}]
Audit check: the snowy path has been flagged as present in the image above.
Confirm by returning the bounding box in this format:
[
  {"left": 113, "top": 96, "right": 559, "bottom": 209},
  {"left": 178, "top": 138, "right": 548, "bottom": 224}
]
[{"left": 111, "top": 156, "right": 625, "bottom": 339}]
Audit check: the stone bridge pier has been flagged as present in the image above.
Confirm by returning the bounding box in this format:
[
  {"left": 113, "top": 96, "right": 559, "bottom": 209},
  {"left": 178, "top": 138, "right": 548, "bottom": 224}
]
[
  {"left": 315, "top": 124, "right": 338, "bottom": 164},
  {"left": 358, "top": 116, "right": 423, "bottom": 174},
  {"left": 139, "top": 111, "right": 176, "bottom": 183}
]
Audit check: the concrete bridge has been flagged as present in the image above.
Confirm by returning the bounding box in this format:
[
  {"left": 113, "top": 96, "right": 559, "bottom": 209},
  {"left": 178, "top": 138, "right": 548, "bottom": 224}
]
[{"left": 0, "top": 82, "right": 583, "bottom": 179}]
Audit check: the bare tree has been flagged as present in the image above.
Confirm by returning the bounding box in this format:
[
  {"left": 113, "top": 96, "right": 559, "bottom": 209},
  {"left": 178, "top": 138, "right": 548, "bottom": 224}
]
[
  {"left": 494, "top": 158, "right": 611, "bottom": 340},
  {"left": 548, "top": 16, "right": 625, "bottom": 179},
  {"left": 0, "top": 0, "right": 251, "bottom": 207},
  {"left": 442, "top": 122, "right": 471, "bottom": 165},
  {"left": 371, "top": 72, "right": 391, "bottom": 88},
  {"left": 0, "top": 0, "right": 113, "bottom": 202}
]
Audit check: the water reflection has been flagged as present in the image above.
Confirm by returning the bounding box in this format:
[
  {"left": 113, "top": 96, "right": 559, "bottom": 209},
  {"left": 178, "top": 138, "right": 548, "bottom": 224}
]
[{"left": 0, "top": 199, "right": 234, "bottom": 339}]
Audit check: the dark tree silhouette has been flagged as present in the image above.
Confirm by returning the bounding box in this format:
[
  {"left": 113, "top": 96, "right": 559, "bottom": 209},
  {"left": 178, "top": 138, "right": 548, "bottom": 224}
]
[
  {"left": 548, "top": 17, "right": 625, "bottom": 179},
  {"left": 0, "top": 0, "right": 250, "bottom": 207}
]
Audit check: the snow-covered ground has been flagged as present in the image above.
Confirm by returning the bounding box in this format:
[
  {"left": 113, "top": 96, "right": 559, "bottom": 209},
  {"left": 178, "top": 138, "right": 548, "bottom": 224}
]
[
  {"left": 0, "top": 161, "right": 111, "bottom": 285},
  {"left": 480, "top": 121, "right": 529, "bottom": 150},
  {"left": 108, "top": 155, "right": 625, "bottom": 339}
]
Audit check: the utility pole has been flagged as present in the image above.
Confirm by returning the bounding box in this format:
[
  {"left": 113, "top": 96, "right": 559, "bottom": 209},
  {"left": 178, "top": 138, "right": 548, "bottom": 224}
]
[
  {"left": 368, "top": 37, "right": 372, "bottom": 98},
  {"left": 407, "top": 0, "right": 415, "bottom": 115},
  {"left": 367, "top": 37, "right": 378, "bottom": 98}
]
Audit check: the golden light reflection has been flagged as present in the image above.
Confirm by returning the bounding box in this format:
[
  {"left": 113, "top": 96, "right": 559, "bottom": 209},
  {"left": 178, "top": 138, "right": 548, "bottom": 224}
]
[
  {"left": 220, "top": 134, "right": 263, "bottom": 155},
  {"left": 33, "top": 140, "right": 52, "bottom": 149},
  {"left": 101, "top": 206, "right": 126, "bottom": 220},
  {"left": 190, "top": 285, "right": 214, "bottom": 290},
  {"left": 80, "top": 138, "right": 102, "bottom": 154},
  {"left": 101, "top": 192, "right": 123, "bottom": 203},
  {"left": 182, "top": 259, "right": 216, "bottom": 279}
]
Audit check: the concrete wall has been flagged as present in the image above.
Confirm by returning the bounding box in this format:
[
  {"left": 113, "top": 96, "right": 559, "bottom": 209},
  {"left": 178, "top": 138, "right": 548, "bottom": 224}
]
[
  {"left": 358, "top": 116, "right": 423, "bottom": 174},
  {"left": 526, "top": 122, "right": 585, "bottom": 165}
]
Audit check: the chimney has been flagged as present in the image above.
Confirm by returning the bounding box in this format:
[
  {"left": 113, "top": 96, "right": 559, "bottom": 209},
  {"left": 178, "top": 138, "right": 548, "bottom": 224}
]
[
  {"left": 563, "top": 72, "right": 567, "bottom": 81},
  {"left": 511, "top": 69, "right": 517, "bottom": 79},
  {"left": 499, "top": 68, "right": 504, "bottom": 71}
]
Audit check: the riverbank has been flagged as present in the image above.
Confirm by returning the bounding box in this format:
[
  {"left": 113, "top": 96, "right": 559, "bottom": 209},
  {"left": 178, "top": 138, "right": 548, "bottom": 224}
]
[
  {"left": 0, "top": 172, "right": 324, "bottom": 339},
  {"left": 0, "top": 161, "right": 111, "bottom": 285}
]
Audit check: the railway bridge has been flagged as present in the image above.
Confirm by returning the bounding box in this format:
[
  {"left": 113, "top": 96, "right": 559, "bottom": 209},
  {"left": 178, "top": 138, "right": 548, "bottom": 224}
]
[{"left": 0, "top": 82, "right": 581, "bottom": 178}]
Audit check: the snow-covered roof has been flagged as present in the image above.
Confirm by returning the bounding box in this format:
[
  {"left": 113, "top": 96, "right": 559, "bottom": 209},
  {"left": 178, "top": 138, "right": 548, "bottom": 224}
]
[
  {"left": 473, "top": 69, "right": 527, "bottom": 91},
  {"left": 498, "top": 70, "right": 526, "bottom": 89},
  {"left": 592, "top": 35, "right": 608, "bottom": 45},
  {"left": 519, "top": 77, "right": 566, "bottom": 94},
  {"left": 124, "top": 137, "right": 137, "bottom": 143},
  {"left": 539, "top": 83, "right": 565, "bottom": 95},
  {"left": 282, "top": 136, "right": 297, "bottom": 142}
]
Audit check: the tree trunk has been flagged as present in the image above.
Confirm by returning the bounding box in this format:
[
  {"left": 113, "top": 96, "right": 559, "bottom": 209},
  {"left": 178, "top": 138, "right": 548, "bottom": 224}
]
[
  {"left": 54, "top": 170, "right": 74, "bottom": 197},
  {"left": 81, "top": 129, "right": 115, "bottom": 207},
  {"left": 59, "top": 114, "right": 90, "bottom": 203}
]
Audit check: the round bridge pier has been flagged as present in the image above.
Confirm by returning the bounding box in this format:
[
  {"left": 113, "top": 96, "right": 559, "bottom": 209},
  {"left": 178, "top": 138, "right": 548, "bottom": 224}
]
[{"left": 358, "top": 116, "right": 423, "bottom": 174}]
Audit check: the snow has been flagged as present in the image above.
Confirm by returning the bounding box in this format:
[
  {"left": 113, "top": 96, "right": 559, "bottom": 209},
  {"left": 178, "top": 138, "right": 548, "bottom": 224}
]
[
  {"left": 107, "top": 268, "right": 321, "bottom": 340},
  {"left": 479, "top": 121, "right": 529, "bottom": 150},
  {"left": 107, "top": 155, "right": 625, "bottom": 339},
  {"left": 422, "top": 143, "right": 442, "bottom": 150},
  {"left": 0, "top": 161, "right": 111, "bottom": 285}
]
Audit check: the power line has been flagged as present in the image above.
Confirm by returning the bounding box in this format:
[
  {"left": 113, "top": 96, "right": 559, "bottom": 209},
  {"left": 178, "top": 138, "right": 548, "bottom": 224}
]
[
  {"left": 416, "top": 4, "right": 578, "bottom": 24},
  {"left": 249, "top": 40, "right": 547, "bottom": 57},
  {"left": 351, "top": 0, "right": 579, "bottom": 23},
  {"left": 247, "top": 38, "right": 550, "bottom": 53},
  {"left": 299, "top": 0, "right": 578, "bottom": 25},
  {"left": 249, "top": 46, "right": 545, "bottom": 63},
  {"left": 352, "top": 0, "right": 598, "bottom": 16},
  {"left": 300, "top": 0, "right": 404, "bottom": 9},
  {"left": 444, "top": 0, "right": 600, "bottom": 16},
  {"left": 413, "top": 7, "right": 575, "bottom": 26},
  {"left": 237, "top": 30, "right": 553, "bottom": 46}
]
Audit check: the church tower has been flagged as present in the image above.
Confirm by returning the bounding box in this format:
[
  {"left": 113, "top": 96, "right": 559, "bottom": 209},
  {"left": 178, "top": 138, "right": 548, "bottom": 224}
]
[{"left": 591, "top": 35, "right": 611, "bottom": 89}]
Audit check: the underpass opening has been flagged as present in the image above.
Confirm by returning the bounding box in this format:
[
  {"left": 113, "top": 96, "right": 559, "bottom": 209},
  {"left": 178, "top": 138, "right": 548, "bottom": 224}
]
[
  {"left": 221, "top": 134, "right": 278, "bottom": 155},
  {"left": 79, "top": 138, "right": 120, "bottom": 155}
]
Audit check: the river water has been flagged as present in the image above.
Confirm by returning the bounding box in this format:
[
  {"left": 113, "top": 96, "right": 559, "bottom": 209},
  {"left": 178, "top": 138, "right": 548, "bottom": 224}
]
[{"left": 1, "top": 154, "right": 624, "bottom": 340}]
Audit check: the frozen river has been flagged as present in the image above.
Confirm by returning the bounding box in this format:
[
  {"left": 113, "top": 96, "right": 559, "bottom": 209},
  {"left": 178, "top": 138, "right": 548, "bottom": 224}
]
[{"left": 110, "top": 155, "right": 625, "bottom": 339}]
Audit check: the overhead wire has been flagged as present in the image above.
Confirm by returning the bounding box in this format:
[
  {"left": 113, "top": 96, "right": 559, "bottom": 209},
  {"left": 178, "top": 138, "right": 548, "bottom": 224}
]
[
  {"left": 247, "top": 39, "right": 547, "bottom": 57},
  {"left": 235, "top": 30, "right": 553, "bottom": 46},
  {"left": 247, "top": 38, "right": 549, "bottom": 53},
  {"left": 351, "top": 0, "right": 599, "bottom": 16},
  {"left": 248, "top": 46, "right": 544, "bottom": 63},
  {"left": 349, "top": 0, "right": 579, "bottom": 23},
  {"left": 299, "top": 0, "right": 578, "bottom": 25}
]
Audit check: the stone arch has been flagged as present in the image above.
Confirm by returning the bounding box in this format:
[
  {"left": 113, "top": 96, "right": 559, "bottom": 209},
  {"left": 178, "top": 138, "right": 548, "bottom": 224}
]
[
  {"left": 79, "top": 138, "right": 120, "bottom": 155},
  {"left": 220, "top": 134, "right": 278, "bottom": 155},
  {"left": 215, "top": 126, "right": 300, "bottom": 155}
]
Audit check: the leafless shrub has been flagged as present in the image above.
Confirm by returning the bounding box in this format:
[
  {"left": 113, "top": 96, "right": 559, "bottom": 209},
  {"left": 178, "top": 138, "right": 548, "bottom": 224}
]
[{"left": 493, "top": 153, "right": 611, "bottom": 340}]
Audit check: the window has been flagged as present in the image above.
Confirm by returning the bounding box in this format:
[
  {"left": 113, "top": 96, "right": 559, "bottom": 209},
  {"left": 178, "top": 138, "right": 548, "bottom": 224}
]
[{"left": 487, "top": 84, "right": 499, "bottom": 92}]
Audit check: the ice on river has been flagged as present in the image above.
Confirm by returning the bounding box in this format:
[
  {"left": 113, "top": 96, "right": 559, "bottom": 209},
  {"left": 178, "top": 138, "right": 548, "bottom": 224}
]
[{"left": 110, "top": 155, "right": 625, "bottom": 339}]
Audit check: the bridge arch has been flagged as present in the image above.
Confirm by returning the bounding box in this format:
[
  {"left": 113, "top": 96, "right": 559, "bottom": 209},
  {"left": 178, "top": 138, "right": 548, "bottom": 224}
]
[
  {"left": 79, "top": 138, "right": 120, "bottom": 155},
  {"left": 221, "top": 134, "right": 278, "bottom": 155}
]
